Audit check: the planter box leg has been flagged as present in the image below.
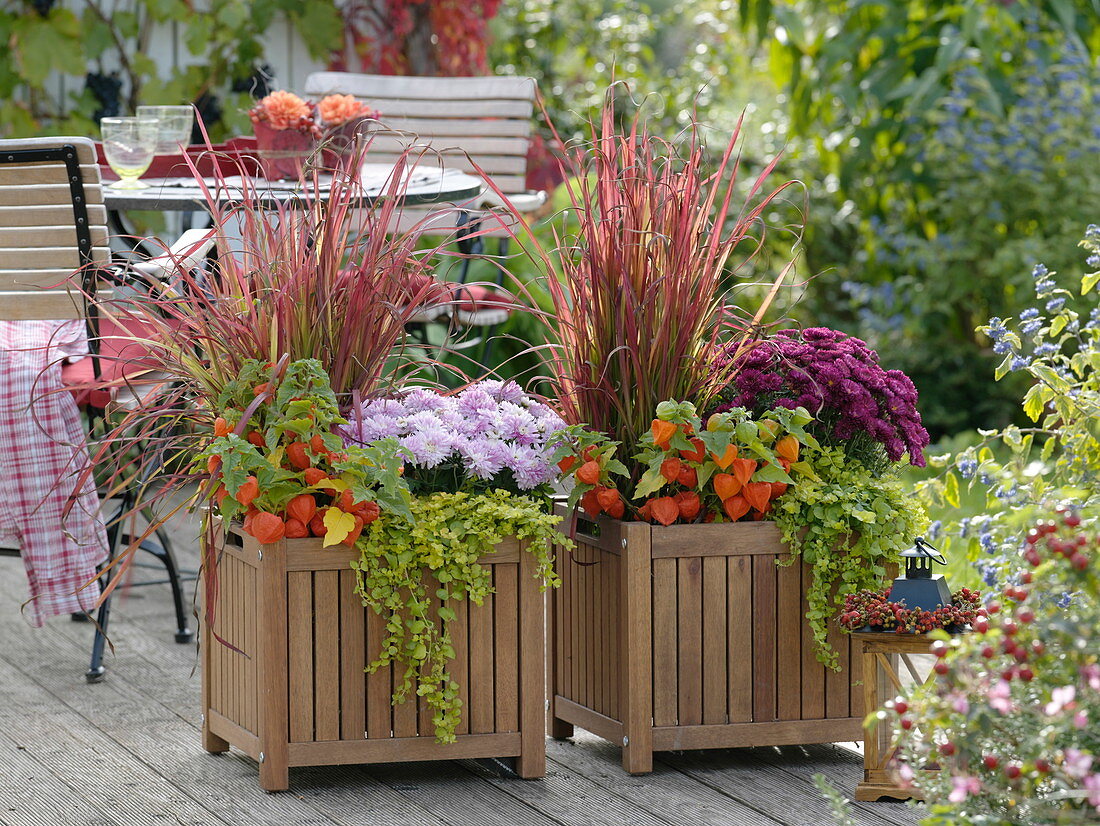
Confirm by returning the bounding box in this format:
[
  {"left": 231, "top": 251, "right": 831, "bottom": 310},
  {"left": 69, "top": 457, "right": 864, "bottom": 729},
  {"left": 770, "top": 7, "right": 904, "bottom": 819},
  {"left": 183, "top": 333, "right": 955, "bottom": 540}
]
[
  {"left": 551, "top": 717, "right": 574, "bottom": 740},
  {"left": 517, "top": 543, "right": 547, "bottom": 779},
  {"left": 201, "top": 721, "right": 229, "bottom": 754},
  {"left": 620, "top": 523, "right": 653, "bottom": 775},
  {"left": 259, "top": 753, "right": 289, "bottom": 793}
]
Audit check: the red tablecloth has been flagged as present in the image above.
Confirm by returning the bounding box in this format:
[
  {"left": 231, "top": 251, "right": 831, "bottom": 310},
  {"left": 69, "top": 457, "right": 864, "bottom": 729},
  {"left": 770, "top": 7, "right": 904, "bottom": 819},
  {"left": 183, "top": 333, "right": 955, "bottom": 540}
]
[{"left": 0, "top": 320, "right": 108, "bottom": 625}]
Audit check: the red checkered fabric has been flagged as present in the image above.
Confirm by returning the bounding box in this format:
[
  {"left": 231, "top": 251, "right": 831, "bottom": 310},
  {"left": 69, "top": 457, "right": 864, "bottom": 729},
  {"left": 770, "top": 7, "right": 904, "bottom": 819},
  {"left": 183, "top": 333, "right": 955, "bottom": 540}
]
[{"left": 0, "top": 320, "right": 108, "bottom": 625}]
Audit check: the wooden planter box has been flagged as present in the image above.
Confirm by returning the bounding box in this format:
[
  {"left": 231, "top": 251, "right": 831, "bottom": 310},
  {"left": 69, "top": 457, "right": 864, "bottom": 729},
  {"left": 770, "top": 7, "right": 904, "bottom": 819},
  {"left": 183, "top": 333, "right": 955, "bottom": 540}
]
[
  {"left": 202, "top": 522, "right": 546, "bottom": 791},
  {"left": 549, "top": 508, "right": 864, "bottom": 773}
]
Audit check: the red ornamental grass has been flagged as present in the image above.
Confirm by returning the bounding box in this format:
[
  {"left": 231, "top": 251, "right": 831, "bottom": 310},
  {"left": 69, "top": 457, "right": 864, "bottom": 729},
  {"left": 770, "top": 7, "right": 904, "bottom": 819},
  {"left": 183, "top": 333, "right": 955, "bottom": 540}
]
[{"left": 535, "top": 89, "right": 797, "bottom": 471}]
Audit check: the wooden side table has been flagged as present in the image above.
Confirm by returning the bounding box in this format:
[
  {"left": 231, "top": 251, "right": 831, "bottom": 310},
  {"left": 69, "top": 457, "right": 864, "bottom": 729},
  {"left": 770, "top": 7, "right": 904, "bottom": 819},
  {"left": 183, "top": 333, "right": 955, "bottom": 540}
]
[{"left": 852, "top": 631, "right": 938, "bottom": 802}]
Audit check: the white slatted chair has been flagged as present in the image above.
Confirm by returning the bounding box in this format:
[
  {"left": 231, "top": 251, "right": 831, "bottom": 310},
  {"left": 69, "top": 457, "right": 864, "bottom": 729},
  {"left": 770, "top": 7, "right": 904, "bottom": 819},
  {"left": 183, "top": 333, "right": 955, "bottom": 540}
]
[
  {"left": 303, "top": 73, "right": 545, "bottom": 340},
  {"left": 0, "top": 135, "right": 210, "bottom": 680}
]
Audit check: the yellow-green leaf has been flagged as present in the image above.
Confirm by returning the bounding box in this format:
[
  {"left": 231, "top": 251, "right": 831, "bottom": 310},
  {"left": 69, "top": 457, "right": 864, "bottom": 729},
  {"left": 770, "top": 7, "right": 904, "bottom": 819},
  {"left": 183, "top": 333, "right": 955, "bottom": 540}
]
[
  {"left": 322, "top": 508, "right": 355, "bottom": 547},
  {"left": 1083, "top": 271, "right": 1100, "bottom": 295},
  {"left": 943, "top": 472, "right": 960, "bottom": 508}
]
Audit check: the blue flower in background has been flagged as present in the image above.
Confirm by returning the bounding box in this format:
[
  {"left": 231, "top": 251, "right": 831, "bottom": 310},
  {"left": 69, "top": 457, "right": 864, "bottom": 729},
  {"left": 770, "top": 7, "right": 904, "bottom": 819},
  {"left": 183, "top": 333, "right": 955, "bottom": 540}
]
[{"left": 1046, "top": 296, "right": 1066, "bottom": 312}]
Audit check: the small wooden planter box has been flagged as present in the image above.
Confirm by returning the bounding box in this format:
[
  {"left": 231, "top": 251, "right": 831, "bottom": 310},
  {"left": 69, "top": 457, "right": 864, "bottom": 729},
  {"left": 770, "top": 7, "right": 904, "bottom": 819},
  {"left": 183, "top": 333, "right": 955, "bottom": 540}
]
[
  {"left": 202, "top": 522, "right": 546, "bottom": 791},
  {"left": 549, "top": 508, "right": 864, "bottom": 773}
]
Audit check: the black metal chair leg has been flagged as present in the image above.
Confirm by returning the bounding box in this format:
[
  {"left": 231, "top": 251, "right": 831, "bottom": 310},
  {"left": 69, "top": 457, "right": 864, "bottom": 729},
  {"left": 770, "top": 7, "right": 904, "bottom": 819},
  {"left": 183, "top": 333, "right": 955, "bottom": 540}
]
[{"left": 137, "top": 533, "right": 193, "bottom": 644}]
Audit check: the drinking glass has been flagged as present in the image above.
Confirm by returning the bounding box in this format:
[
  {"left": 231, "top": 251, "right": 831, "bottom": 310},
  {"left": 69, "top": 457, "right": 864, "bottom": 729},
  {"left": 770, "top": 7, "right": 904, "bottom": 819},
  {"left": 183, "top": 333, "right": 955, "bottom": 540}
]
[
  {"left": 101, "top": 116, "right": 159, "bottom": 189},
  {"left": 136, "top": 105, "right": 194, "bottom": 154}
]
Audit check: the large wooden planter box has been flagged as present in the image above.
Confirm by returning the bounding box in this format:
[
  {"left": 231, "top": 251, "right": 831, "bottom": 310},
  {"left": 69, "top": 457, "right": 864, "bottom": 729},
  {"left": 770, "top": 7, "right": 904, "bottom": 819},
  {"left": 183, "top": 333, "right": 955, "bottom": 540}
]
[
  {"left": 202, "top": 522, "right": 546, "bottom": 791},
  {"left": 550, "top": 509, "right": 863, "bottom": 773}
]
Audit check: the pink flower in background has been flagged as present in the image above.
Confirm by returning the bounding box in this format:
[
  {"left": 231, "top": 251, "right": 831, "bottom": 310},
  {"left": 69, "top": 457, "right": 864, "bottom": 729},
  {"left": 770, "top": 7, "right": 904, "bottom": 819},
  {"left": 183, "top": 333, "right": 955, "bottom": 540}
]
[
  {"left": 948, "top": 775, "right": 981, "bottom": 803},
  {"left": 1045, "top": 685, "right": 1076, "bottom": 716},
  {"left": 989, "top": 680, "right": 1015, "bottom": 714},
  {"left": 1084, "top": 774, "right": 1100, "bottom": 809},
  {"left": 1064, "top": 748, "right": 1094, "bottom": 780}
]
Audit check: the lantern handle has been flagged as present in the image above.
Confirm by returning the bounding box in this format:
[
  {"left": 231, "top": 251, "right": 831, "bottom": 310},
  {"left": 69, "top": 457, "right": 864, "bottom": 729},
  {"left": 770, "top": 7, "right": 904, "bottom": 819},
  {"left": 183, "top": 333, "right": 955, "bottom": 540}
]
[{"left": 913, "top": 537, "right": 947, "bottom": 566}]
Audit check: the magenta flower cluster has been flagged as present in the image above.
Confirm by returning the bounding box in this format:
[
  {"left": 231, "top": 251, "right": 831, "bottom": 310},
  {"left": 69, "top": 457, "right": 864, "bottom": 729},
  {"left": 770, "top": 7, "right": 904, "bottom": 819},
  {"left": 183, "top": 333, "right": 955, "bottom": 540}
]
[
  {"left": 339, "top": 380, "right": 566, "bottom": 492},
  {"left": 718, "top": 327, "right": 930, "bottom": 466}
]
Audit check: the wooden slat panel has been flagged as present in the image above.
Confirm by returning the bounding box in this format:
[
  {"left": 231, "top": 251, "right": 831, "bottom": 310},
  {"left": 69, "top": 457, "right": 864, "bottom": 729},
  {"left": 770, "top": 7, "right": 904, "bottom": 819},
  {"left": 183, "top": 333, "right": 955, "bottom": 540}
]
[
  {"left": 566, "top": 542, "right": 577, "bottom": 704},
  {"left": 0, "top": 136, "right": 98, "bottom": 165},
  {"left": 305, "top": 71, "right": 536, "bottom": 102},
  {"left": 776, "top": 557, "right": 802, "bottom": 721},
  {"left": 651, "top": 557, "right": 677, "bottom": 726},
  {"left": 591, "top": 551, "right": 603, "bottom": 716},
  {"left": 368, "top": 133, "right": 530, "bottom": 158},
  {"left": 371, "top": 116, "right": 531, "bottom": 138},
  {"left": 0, "top": 225, "right": 108, "bottom": 248},
  {"left": 701, "top": 556, "right": 728, "bottom": 726},
  {"left": 576, "top": 543, "right": 589, "bottom": 710},
  {"left": 800, "top": 562, "right": 826, "bottom": 720},
  {"left": 0, "top": 163, "right": 100, "bottom": 185},
  {"left": 391, "top": 679, "right": 419, "bottom": 739},
  {"left": 338, "top": 570, "right": 365, "bottom": 739},
  {"left": 0, "top": 183, "right": 104, "bottom": 208},
  {"left": 752, "top": 555, "right": 778, "bottom": 722},
  {"left": 607, "top": 553, "right": 620, "bottom": 722},
  {"left": 313, "top": 571, "right": 340, "bottom": 741},
  {"left": 243, "top": 561, "right": 256, "bottom": 734},
  {"left": 365, "top": 606, "right": 391, "bottom": 739},
  {"left": 0, "top": 203, "right": 107, "bottom": 227},
  {"left": 0, "top": 290, "right": 82, "bottom": 320},
  {"left": 256, "top": 538, "right": 289, "bottom": 790},
  {"left": 676, "top": 557, "right": 703, "bottom": 727},
  {"left": 825, "top": 587, "right": 851, "bottom": 719},
  {"left": 493, "top": 563, "right": 518, "bottom": 733},
  {"left": 651, "top": 521, "right": 786, "bottom": 558},
  {"left": 848, "top": 630, "right": 864, "bottom": 719},
  {"left": 287, "top": 732, "right": 522, "bottom": 766},
  {"left": 287, "top": 572, "right": 314, "bottom": 742},
  {"left": 0, "top": 247, "right": 84, "bottom": 270},
  {"left": 224, "top": 555, "right": 238, "bottom": 726},
  {"left": 468, "top": 587, "right": 495, "bottom": 734},
  {"left": 450, "top": 595, "right": 470, "bottom": 735},
  {"left": 727, "top": 555, "right": 753, "bottom": 722}
]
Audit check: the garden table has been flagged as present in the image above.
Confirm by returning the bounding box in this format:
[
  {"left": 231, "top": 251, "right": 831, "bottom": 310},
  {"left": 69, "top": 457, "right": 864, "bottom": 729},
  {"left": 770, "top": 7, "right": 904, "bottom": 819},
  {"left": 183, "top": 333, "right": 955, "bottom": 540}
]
[{"left": 102, "top": 164, "right": 484, "bottom": 212}]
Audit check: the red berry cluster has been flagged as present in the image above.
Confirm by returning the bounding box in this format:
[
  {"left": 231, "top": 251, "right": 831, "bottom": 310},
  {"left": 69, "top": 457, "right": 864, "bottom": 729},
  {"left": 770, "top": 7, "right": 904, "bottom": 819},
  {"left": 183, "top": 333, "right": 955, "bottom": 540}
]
[
  {"left": 838, "top": 587, "right": 981, "bottom": 634},
  {"left": 1024, "top": 508, "right": 1091, "bottom": 570},
  {"left": 247, "top": 108, "right": 322, "bottom": 138}
]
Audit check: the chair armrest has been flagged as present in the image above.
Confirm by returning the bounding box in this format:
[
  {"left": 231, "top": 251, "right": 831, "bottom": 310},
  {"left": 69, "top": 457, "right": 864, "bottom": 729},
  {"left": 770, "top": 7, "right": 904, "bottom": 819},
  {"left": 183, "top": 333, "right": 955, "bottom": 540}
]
[
  {"left": 131, "top": 228, "right": 216, "bottom": 281},
  {"left": 480, "top": 189, "right": 547, "bottom": 214}
]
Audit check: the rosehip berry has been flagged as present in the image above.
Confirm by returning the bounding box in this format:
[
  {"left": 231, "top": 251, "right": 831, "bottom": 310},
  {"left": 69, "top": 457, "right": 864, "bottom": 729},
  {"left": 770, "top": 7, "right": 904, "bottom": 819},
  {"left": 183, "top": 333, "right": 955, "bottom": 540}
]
[
  {"left": 1071, "top": 553, "right": 1088, "bottom": 571},
  {"left": 1018, "top": 609, "right": 1035, "bottom": 624},
  {"left": 1036, "top": 759, "right": 1051, "bottom": 773},
  {"left": 1065, "top": 513, "right": 1081, "bottom": 527},
  {"left": 981, "top": 645, "right": 995, "bottom": 659},
  {"left": 900, "top": 717, "right": 913, "bottom": 730},
  {"left": 895, "top": 700, "right": 909, "bottom": 715},
  {"left": 1020, "top": 571, "right": 1033, "bottom": 584},
  {"left": 1013, "top": 648, "right": 1029, "bottom": 663},
  {"left": 987, "top": 602, "right": 1001, "bottom": 614},
  {"left": 1003, "top": 620, "right": 1019, "bottom": 636},
  {"left": 974, "top": 617, "right": 990, "bottom": 633},
  {"left": 983, "top": 754, "right": 1000, "bottom": 770},
  {"left": 1019, "top": 667, "right": 1034, "bottom": 682},
  {"left": 1026, "top": 530, "right": 1041, "bottom": 545},
  {"left": 940, "top": 742, "right": 956, "bottom": 756},
  {"left": 1005, "top": 764, "right": 1021, "bottom": 779},
  {"left": 1025, "top": 549, "right": 1042, "bottom": 566},
  {"left": 931, "top": 640, "right": 949, "bottom": 658},
  {"left": 934, "top": 661, "right": 950, "bottom": 675},
  {"left": 1031, "top": 640, "right": 1045, "bottom": 655},
  {"left": 1040, "top": 521, "right": 1058, "bottom": 535}
]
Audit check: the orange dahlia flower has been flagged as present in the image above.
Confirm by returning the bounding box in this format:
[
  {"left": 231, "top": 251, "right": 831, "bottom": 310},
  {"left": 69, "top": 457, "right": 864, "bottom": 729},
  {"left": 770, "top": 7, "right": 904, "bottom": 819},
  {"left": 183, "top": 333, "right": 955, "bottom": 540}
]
[
  {"left": 258, "top": 90, "right": 312, "bottom": 130},
  {"left": 318, "top": 94, "right": 377, "bottom": 127}
]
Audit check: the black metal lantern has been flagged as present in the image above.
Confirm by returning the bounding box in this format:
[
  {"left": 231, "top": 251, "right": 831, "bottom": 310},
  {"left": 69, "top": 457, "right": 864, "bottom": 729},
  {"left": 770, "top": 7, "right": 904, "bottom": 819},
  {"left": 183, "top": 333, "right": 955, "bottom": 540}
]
[{"left": 890, "top": 538, "right": 952, "bottom": 612}]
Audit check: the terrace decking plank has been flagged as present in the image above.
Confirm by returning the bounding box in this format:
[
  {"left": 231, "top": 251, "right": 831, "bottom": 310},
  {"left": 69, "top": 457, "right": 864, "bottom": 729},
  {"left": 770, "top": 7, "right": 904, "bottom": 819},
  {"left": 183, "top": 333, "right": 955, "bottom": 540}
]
[
  {"left": 661, "top": 746, "right": 918, "bottom": 826},
  {"left": 543, "top": 734, "right": 785, "bottom": 826}
]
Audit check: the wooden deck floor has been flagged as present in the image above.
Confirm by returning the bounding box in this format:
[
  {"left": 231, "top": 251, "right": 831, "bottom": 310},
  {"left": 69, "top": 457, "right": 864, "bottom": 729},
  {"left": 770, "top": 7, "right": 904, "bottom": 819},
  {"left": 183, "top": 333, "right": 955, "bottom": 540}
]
[{"left": 0, "top": 517, "right": 923, "bottom": 826}]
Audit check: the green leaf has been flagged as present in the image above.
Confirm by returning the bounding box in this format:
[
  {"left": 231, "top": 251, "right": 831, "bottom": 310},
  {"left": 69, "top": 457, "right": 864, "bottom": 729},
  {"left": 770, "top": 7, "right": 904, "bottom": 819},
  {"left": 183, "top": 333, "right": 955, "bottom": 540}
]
[
  {"left": 1083, "top": 270, "right": 1100, "bottom": 295},
  {"left": 943, "top": 472, "right": 960, "bottom": 509},
  {"left": 1022, "top": 383, "right": 1053, "bottom": 422},
  {"left": 634, "top": 467, "right": 666, "bottom": 499}
]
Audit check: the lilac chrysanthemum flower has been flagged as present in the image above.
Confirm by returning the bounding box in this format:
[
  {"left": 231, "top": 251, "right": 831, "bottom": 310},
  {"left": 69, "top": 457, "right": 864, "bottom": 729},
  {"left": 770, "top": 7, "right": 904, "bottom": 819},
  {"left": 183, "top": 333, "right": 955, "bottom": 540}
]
[
  {"left": 715, "top": 327, "right": 931, "bottom": 467},
  {"left": 401, "top": 387, "right": 446, "bottom": 413},
  {"left": 400, "top": 426, "right": 454, "bottom": 468}
]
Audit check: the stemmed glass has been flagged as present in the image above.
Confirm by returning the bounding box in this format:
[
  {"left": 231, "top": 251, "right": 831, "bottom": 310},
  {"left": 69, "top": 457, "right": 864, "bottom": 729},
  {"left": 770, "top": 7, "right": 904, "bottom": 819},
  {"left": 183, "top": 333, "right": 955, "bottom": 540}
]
[
  {"left": 136, "top": 105, "right": 194, "bottom": 155},
  {"left": 101, "top": 116, "right": 159, "bottom": 189}
]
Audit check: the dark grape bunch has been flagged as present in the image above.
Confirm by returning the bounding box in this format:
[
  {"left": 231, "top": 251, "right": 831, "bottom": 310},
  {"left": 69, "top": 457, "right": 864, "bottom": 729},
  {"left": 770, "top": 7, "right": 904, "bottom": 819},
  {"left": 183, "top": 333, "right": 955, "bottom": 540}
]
[
  {"left": 232, "top": 64, "right": 275, "bottom": 99},
  {"left": 29, "top": 0, "right": 55, "bottom": 16},
  {"left": 85, "top": 72, "right": 122, "bottom": 122},
  {"left": 839, "top": 586, "right": 982, "bottom": 634}
]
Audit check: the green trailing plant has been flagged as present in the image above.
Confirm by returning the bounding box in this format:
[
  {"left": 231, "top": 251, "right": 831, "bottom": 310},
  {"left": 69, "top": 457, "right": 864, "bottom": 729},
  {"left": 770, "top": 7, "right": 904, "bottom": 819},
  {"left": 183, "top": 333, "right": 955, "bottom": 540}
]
[
  {"left": 772, "top": 444, "right": 928, "bottom": 668},
  {"left": 352, "top": 489, "right": 563, "bottom": 743}
]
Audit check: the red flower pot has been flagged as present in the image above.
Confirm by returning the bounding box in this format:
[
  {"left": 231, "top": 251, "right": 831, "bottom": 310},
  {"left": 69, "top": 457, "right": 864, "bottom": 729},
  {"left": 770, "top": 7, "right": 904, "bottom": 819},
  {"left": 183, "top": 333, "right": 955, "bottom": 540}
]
[{"left": 252, "top": 121, "right": 317, "bottom": 180}]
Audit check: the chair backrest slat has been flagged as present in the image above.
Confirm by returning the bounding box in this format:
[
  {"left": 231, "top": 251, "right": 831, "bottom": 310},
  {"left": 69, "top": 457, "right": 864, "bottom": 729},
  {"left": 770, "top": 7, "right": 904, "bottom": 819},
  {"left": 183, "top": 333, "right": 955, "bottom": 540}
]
[
  {"left": 304, "top": 72, "right": 537, "bottom": 196},
  {"left": 0, "top": 136, "right": 106, "bottom": 321}
]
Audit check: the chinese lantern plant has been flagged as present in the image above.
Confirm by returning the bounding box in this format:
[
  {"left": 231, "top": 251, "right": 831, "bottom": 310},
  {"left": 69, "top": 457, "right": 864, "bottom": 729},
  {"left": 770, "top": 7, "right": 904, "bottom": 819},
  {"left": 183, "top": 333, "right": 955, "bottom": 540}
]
[
  {"left": 199, "top": 358, "right": 410, "bottom": 546},
  {"left": 553, "top": 399, "right": 819, "bottom": 525},
  {"left": 889, "top": 510, "right": 1100, "bottom": 825}
]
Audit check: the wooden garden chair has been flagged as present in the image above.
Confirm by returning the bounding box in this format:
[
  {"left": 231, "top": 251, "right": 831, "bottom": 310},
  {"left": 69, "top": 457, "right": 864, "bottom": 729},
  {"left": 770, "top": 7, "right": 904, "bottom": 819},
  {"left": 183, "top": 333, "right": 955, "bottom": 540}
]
[
  {"left": 0, "top": 135, "right": 211, "bottom": 680},
  {"left": 303, "top": 72, "right": 546, "bottom": 361}
]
